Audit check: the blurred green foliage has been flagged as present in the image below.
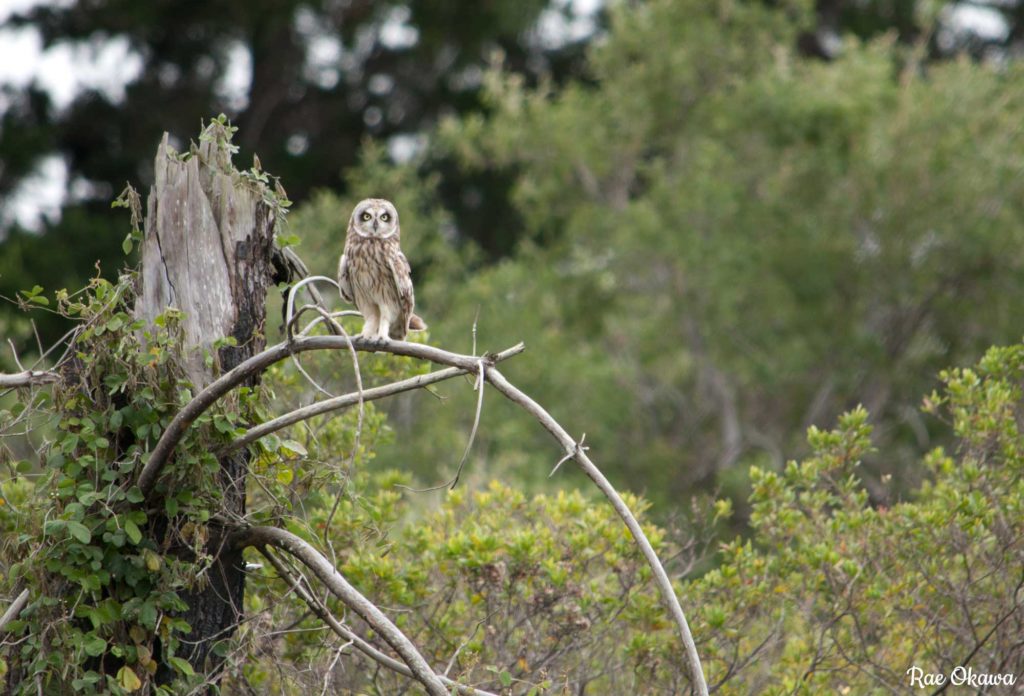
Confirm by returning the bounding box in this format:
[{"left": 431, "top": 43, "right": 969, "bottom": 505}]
[{"left": 283, "top": 0, "right": 1024, "bottom": 515}]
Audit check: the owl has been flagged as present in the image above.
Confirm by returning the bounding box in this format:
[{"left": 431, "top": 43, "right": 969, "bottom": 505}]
[{"left": 337, "top": 198, "right": 427, "bottom": 342}]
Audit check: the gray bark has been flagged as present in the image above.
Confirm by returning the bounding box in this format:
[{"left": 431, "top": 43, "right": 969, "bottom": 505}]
[
  {"left": 135, "top": 131, "right": 277, "bottom": 679},
  {"left": 0, "top": 371, "right": 59, "bottom": 389}
]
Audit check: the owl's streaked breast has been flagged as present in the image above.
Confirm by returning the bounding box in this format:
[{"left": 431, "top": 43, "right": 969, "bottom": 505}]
[{"left": 346, "top": 236, "right": 402, "bottom": 306}]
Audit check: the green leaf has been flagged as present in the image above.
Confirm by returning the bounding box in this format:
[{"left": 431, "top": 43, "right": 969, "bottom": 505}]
[
  {"left": 82, "top": 634, "right": 107, "bottom": 657},
  {"left": 166, "top": 656, "right": 195, "bottom": 677},
  {"left": 280, "top": 439, "right": 307, "bottom": 457},
  {"left": 124, "top": 519, "right": 143, "bottom": 545},
  {"left": 67, "top": 520, "right": 92, "bottom": 544},
  {"left": 122, "top": 234, "right": 133, "bottom": 255},
  {"left": 140, "top": 602, "right": 158, "bottom": 628},
  {"left": 117, "top": 666, "right": 142, "bottom": 692},
  {"left": 71, "top": 672, "right": 101, "bottom": 691},
  {"left": 44, "top": 519, "right": 67, "bottom": 536}
]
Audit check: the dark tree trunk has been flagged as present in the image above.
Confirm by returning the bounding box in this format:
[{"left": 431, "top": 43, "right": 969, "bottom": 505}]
[{"left": 135, "top": 130, "right": 277, "bottom": 679}]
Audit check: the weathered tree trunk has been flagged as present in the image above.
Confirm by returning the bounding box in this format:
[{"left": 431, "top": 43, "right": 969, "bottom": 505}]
[{"left": 135, "top": 130, "right": 277, "bottom": 677}]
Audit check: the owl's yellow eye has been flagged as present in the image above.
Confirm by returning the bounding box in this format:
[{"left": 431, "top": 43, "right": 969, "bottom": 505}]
[
  {"left": 380, "top": 213, "right": 390, "bottom": 222},
  {"left": 361, "top": 212, "right": 372, "bottom": 221}
]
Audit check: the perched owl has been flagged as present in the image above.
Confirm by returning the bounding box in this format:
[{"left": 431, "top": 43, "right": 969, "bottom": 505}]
[{"left": 337, "top": 198, "right": 427, "bottom": 341}]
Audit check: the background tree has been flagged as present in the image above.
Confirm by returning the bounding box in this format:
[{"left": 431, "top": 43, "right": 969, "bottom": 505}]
[
  {"left": 0, "top": 0, "right": 598, "bottom": 345},
  {"left": 278, "top": 0, "right": 1024, "bottom": 518},
  {"left": 4, "top": 0, "right": 1024, "bottom": 348}
]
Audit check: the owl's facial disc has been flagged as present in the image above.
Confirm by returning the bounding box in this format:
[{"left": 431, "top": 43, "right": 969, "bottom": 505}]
[{"left": 352, "top": 199, "right": 398, "bottom": 239}]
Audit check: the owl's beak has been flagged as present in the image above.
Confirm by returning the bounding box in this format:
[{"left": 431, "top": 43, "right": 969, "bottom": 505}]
[{"left": 372, "top": 221, "right": 379, "bottom": 231}]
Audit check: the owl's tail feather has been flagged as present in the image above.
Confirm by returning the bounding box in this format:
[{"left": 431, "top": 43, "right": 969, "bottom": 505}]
[{"left": 408, "top": 313, "right": 428, "bottom": 332}]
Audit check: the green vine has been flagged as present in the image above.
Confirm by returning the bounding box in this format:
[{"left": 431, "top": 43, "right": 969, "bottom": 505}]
[{"left": 2, "top": 273, "right": 264, "bottom": 694}]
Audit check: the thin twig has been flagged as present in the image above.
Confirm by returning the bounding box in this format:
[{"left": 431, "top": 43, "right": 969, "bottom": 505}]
[
  {"left": 471, "top": 305, "right": 480, "bottom": 357},
  {"left": 298, "top": 311, "right": 363, "bottom": 337},
  {"left": 306, "top": 311, "right": 364, "bottom": 536},
  {"left": 284, "top": 276, "right": 341, "bottom": 341},
  {"left": 7, "top": 339, "right": 25, "bottom": 372},
  {"left": 451, "top": 359, "right": 486, "bottom": 489},
  {"left": 550, "top": 433, "right": 587, "bottom": 478},
  {"left": 281, "top": 247, "right": 333, "bottom": 323},
  {"left": 277, "top": 264, "right": 370, "bottom": 587},
  {"left": 287, "top": 316, "right": 337, "bottom": 398},
  {"left": 443, "top": 614, "right": 491, "bottom": 678},
  {"left": 282, "top": 276, "right": 366, "bottom": 497},
  {"left": 30, "top": 319, "right": 43, "bottom": 360},
  {"left": 397, "top": 359, "right": 487, "bottom": 492},
  {"left": 284, "top": 276, "right": 347, "bottom": 398},
  {"left": 320, "top": 639, "right": 354, "bottom": 696}
]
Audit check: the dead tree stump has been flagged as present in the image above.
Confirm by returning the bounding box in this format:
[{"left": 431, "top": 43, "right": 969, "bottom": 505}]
[{"left": 135, "top": 128, "right": 277, "bottom": 677}]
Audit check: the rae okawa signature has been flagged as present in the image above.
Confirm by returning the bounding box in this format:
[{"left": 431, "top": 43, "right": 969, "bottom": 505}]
[{"left": 907, "top": 666, "right": 1017, "bottom": 690}]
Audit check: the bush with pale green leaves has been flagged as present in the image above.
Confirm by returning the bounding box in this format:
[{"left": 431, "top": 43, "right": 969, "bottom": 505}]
[{"left": 230, "top": 344, "right": 1024, "bottom": 694}]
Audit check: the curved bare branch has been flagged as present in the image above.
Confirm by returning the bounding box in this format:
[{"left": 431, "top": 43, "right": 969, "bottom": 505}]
[
  {"left": 483, "top": 367, "right": 709, "bottom": 696},
  {"left": 137, "top": 336, "right": 524, "bottom": 495},
  {"left": 0, "top": 371, "right": 59, "bottom": 390},
  {"left": 134, "top": 329, "right": 706, "bottom": 691},
  {"left": 231, "top": 344, "right": 525, "bottom": 451},
  {"left": 259, "top": 547, "right": 498, "bottom": 696},
  {"left": 0, "top": 589, "right": 29, "bottom": 635},
  {"left": 235, "top": 525, "right": 448, "bottom": 696}
]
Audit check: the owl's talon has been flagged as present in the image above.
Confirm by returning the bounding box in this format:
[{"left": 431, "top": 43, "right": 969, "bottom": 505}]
[{"left": 358, "top": 335, "right": 388, "bottom": 350}]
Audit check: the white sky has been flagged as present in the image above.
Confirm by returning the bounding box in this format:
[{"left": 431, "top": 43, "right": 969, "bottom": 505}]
[{"left": 535, "top": 0, "right": 603, "bottom": 49}]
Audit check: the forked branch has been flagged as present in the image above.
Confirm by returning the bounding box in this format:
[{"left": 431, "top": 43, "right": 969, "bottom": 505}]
[{"left": 133, "top": 325, "right": 706, "bottom": 691}]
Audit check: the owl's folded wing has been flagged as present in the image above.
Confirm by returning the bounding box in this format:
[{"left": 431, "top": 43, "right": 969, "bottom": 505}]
[
  {"left": 337, "top": 253, "right": 354, "bottom": 303},
  {"left": 388, "top": 250, "right": 415, "bottom": 313}
]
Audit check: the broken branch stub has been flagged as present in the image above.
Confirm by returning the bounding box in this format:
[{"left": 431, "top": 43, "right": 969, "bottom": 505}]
[{"left": 136, "top": 130, "right": 277, "bottom": 387}]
